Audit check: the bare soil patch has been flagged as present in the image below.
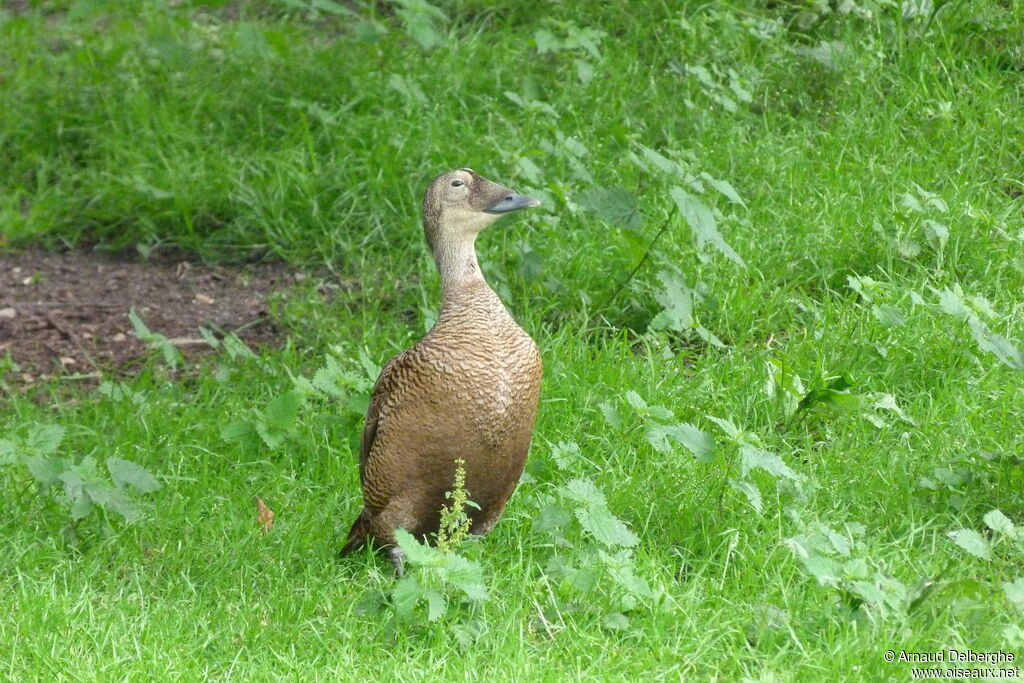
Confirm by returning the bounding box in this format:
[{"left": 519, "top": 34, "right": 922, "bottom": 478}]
[{"left": 1, "top": 249, "right": 291, "bottom": 383}]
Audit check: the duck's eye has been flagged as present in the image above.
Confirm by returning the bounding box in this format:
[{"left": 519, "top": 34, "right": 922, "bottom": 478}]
[{"left": 451, "top": 180, "right": 465, "bottom": 187}]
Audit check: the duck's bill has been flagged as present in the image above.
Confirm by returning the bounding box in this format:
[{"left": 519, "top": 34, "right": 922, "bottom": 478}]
[{"left": 484, "top": 193, "right": 541, "bottom": 214}]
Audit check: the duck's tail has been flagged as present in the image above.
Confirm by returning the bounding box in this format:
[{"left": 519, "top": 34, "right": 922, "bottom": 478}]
[{"left": 339, "top": 512, "right": 369, "bottom": 556}]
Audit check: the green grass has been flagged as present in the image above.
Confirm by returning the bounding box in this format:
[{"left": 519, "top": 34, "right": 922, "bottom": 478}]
[{"left": 3, "top": 0, "right": 1024, "bottom": 679}]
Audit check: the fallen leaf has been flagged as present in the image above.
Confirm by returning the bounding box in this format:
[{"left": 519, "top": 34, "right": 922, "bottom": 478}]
[
  {"left": 0, "top": 307, "right": 15, "bottom": 319},
  {"left": 195, "top": 293, "right": 215, "bottom": 305},
  {"left": 255, "top": 495, "right": 275, "bottom": 533}
]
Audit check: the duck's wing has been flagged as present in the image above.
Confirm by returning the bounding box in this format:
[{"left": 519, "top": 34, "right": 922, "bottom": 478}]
[{"left": 358, "top": 349, "right": 410, "bottom": 478}]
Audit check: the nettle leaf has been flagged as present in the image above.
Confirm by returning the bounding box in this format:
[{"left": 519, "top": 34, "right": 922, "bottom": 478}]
[
  {"left": 255, "top": 421, "right": 285, "bottom": 449},
  {"left": 424, "top": 587, "right": 447, "bottom": 621},
  {"left": 740, "top": 445, "right": 800, "bottom": 481},
  {"left": 87, "top": 484, "right": 141, "bottom": 522},
  {"left": 650, "top": 269, "right": 694, "bottom": 331},
  {"left": 394, "top": 528, "right": 438, "bottom": 566},
  {"left": 26, "top": 456, "right": 68, "bottom": 488},
  {"left": 550, "top": 440, "right": 582, "bottom": 470},
  {"left": 637, "top": 144, "right": 686, "bottom": 177},
  {"left": 264, "top": 391, "right": 303, "bottom": 431},
  {"left": 948, "top": 528, "right": 992, "bottom": 560},
  {"left": 924, "top": 220, "right": 949, "bottom": 249},
  {"left": 221, "top": 420, "right": 257, "bottom": 444},
  {"left": 391, "top": 575, "right": 422, "bottom": 618},
  {"left": 535, "top": 503, "right": 572, "bottom": 533},
  {"left": 966, "top": 317, "right": 1024, "bottom": 370},
  {"left": 577, "top": 187, "right": 643, "bottom": 231},
  {"left": 800, "top": 554, "right": 843, "bottom": 587},
  {"left": 645, "top": 423, "right": 714, "bottom": 461},
  {"left": 670, "top": 187, "right": 746, "bottom": 267},
  {"left": 984, "top": 509, "right": 1018, "bottom": 538},
  {"left": 25, "top": 424, "right": 65, "bottom": 455},
  {"left": 598, "top": 402, "right": 622, "bottom": 429},
  {"left": 561, "top": 479, "right": 608, "bottom": 508},
  {"left": 706, "top": 415, "right": 742, "bottom": 442},
  {"left": 1003, "top": 578, "right": 1024, "bottom": 611},
  {"left": 872, "top": 304, "right": 906, "bottom": 328},
  {"left": 442, "top": 554, "right": 488, "bottom": 601},
  {"left": 0, "top": 439, "right": 16, "bottom": 465},
  {"left": 699, "top": 172, "right": 746, "bottom": 207},
  {"left": 311, "top": 357, "right": 347, "bottom": 398},
  {"left": 107, "top": 457, "right": 161, "bottom": 494},
  {"left": 624, "top": 390, "right": 648, "bottom": 414},
  {"left": 602, "top": 612, "right": 630, "bottom": 630},
  {"left": 576, "top": 505, "right": 639, "bottom": 548},
  {"left": 533, "top": 28, "right": 560, "bottom": 53},
  {"left": 730, "top": 478, "right": 763, "bottom": 513},
  {"left": 69, "top": 495, "right": 93, "bottom": 522}
]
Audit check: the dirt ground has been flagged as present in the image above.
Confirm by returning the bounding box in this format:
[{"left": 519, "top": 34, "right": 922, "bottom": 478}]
[{"left": 0, "top": 249, "right": 292, "bottom": 384}]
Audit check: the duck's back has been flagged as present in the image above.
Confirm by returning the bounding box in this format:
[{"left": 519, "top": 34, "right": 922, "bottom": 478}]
[{"left": 349, "top": 280, "right": 542, "bottom": 547}]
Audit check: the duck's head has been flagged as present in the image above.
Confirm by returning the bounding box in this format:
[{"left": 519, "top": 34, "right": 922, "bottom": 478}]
[{"left": 422, "top": 168, "right": 540, "bottom": 250}]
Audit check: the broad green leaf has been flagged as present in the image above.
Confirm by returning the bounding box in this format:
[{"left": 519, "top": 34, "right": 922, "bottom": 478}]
[
  {"left": 602, "top": 612, "right": 630, "bottom": 630},
  {"left": 740, "top": 445, "right": 800, "bottom": 481},
  {"left": 1003, "top": 578, "right": 1024, "bottom": 611},
  {"left": 394, "top": 529, "right": 438, "bottom": 566},
  {"left": 550, "top": 441, "right": 581, "bottom": 470},
  {"left": 575, "top": 59, "right": 594, "bottom": 84},
  {"left": 533, "top": 28, "right": 560, "bottom": 53},
  {"left": 576, "top": 505, "right": 639, "bottom": 547},
  {"left": 924, "top": 219, "right": 949, "bottom": 249},
  {"left": 25, "top": 424, "right": 65, "bottom": 455},
  {"left": 651, "top": 269, "right": 693, "bottom": 331},
  {"left": 0, "top": 438, "right": 16, "bottom": 465},
  {"left": 69, "top": 495, "right": 93, "bottom": 522},
  {"left": 264, "top": 391, "right": 303, "bottom": 430},
  {"left": 577, "top": 187, "right": 643, "bottom": 231},
  {"left": 391, "top": 575, "right": 422, "bottom": 617},
  {"left": 442, "top": 554, "right": 488, "bottom": 601},
  {"left": 799, "top": 554, "right": 843, "bottom": 587},
  {"left": 561, "top": 478, "right": 608, "bottom": 508},
  {"left": 705, "top": 415, "right": 742, "bottom": 441},
  {"left": 646, "top": 423, "right": 714, "bottom": 461},
  {"left": 900, "top": 192, "right": 924, "bottom": 213},
  {"left": 107, "top": 457, "right": 161, "bottom": 493},
  {"left": 872, "top": 304, "right": 906, "bottom": 328},
  {"left": 26, "top": 456, "right": 67, "bottom": 487},
  {"left": 424, "top": 587, "right": 447, "bottom": 621},
  {"left": 730, "top": 479, "right": 762, "bottom": 513},
  {"left": 984, "top": 509, "right": 1017, "bottom": 538},
  {"left": 86, "top": 483, "right": 141, "bottom": 522},
  {"left": 624, "top": 390, "right": 648, "bottom": 414},
  {"left": 936, "top": 285, "right": 970, "bottom": 317},
  {"left": 637, "top": 145, "right": 685, "bottom": 177},
  {"left": 598, "top": 402, "right": 622, "bottom": 429},
  {"left": 825, "top": 528, "right": 851, "bottom": 557},
  {"left": 198, "top": 326, "right": 220, "bottom": 349},
  {"left": 670, "top": 187, "right": 746, "bottom": 267},
  {"left": 948, "top": 528, "right": 992, "bottom": 560},
  {"left": 967, "top": 317, "right": 1024, "bottom": 370},
  {"left": 535, "top": 503, "right": 572, "bottom": 532},
  {"left": 221, "top": 420, "right": 256, "bottom": 444},
  {"left": 848, "top": 580, "right": 887, "bottom": 606},
  {"left": 699, "top": 172, "right": 746, "bottom": 207}
]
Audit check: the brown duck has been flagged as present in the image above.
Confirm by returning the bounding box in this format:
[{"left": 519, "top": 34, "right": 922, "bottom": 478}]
[{"left": 341, "top": 169, "right": 543, "bottom": 574}]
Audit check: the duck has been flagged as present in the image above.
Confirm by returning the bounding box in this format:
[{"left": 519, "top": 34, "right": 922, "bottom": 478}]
[{"left": 340, "top": 168, "right": 543, "bottom": 575}]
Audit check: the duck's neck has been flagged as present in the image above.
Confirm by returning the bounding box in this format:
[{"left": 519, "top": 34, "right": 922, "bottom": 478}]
[{"left": 433, "top": 234, "right": 488, "bottom": 300}]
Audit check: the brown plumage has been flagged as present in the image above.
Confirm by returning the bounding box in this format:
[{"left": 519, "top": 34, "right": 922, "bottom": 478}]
[{"left": 340, "top": 168, "right": 543, "bottom": 574}]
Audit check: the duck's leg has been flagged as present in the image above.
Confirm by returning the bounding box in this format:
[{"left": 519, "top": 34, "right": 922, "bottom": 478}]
[{"left": 388, "top": 546, "right": 406, "bottom": 578}]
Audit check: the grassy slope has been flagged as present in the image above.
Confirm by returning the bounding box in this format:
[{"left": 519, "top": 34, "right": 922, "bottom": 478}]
[{"left": 2, "top": 0, "right": 1023, "bottom": 679}]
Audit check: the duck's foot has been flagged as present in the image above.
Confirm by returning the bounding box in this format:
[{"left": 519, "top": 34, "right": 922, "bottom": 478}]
[{"left": 388, "top": 546, "right": 406, "bottom": 578}]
